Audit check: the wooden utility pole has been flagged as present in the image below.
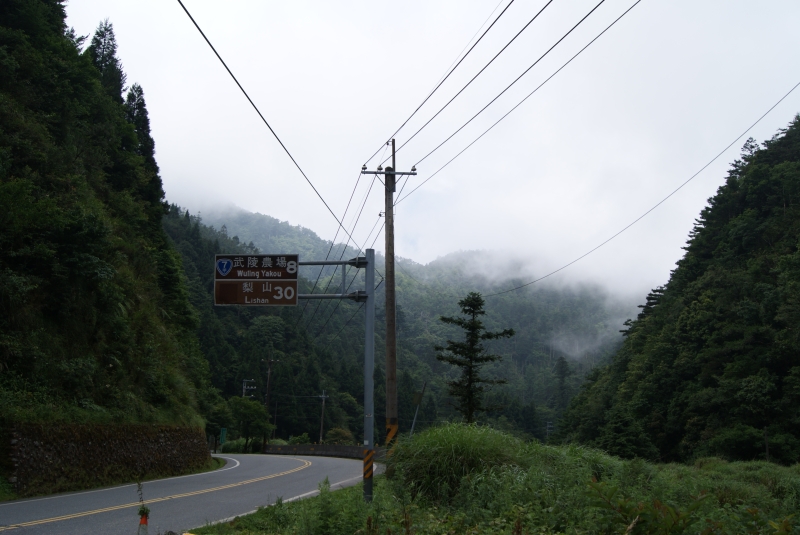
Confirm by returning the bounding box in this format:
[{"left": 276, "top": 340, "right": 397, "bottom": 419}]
[
  {"left": 263, "top": 345, "right": 278, "bottom": 414},
  {"left": 318, "top": 390, "right": 328, "bottom": 444},
  {"left": 361, "top": 148, "right": 415, "bottom": 451},
  {"left": 385, "top": 139, "right": 398, "bottom": 448}
]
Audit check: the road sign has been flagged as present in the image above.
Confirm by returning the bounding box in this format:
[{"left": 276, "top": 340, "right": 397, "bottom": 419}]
[
  {"left": 214, "top": 254, "right": 298, "bottom": 280},
  {"left": 214, "top": 254, "right": 299, "bottom": 306}
]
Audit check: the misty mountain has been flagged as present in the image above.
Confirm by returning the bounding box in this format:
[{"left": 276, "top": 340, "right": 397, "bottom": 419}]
[{"left": 191, "top": 205, "right": 637, "bottom": 438}]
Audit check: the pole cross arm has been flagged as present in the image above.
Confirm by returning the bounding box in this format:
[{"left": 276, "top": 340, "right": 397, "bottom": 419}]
[
  {"left": 299, "top": 255, "right": 367, "bottom": 268},
  {"left": 361, "top": 170, "right": 417, "bottom": 176}
]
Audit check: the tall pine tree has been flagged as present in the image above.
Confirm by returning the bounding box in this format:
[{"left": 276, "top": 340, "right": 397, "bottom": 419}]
[{"left": 436, "top": 292, "right": 514, "bottom": 423}]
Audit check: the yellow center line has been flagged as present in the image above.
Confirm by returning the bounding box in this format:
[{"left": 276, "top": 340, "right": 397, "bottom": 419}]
[{"left": 0, "top": 458, "right": 312, "bottom": 532}]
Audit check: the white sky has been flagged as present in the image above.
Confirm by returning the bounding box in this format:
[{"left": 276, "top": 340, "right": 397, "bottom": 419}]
[{"left": 66, "top": 0, "right": 800, "bottom": 299}]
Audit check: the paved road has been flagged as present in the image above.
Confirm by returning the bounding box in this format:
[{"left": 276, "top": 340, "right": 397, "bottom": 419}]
[{"left": 0, "top": 454, "right": 362, "bottom": 534}]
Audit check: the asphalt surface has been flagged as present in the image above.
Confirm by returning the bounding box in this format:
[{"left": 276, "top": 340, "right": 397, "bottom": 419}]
[{"left": 0, "top": 454, "right": 363, "bottom": 534}]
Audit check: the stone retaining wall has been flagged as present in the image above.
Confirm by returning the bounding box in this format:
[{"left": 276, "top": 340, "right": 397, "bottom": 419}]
[{"left": 5, "top": 423, "right": 210, "bottom": 497}]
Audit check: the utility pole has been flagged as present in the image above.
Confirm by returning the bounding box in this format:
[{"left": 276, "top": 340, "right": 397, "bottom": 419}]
[
  {"left": 262, "top": 345, "right": 278, "bottom": 415},
  {"left": 409, "top": 380, "right": 427, "bottom": 438},
  {"left": 318, "top": 390, "right": 328, "bottom": 444},
  {"left": 363, "top": 141, "right": 415, "bottom": 450},
  {"left": 385, "top": 139, "right": 398, "bottom": 448},
  {"left": 272, "top": 402, "right": 278, "bottom": 439}
]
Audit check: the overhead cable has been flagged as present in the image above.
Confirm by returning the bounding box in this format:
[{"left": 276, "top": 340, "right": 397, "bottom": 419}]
[
  {"left": 295, "top": 169, "right": 366, "bottom": 326},
  {"left": 176, "top": 0, "right": 355, "bottom": 245},
  {"left": 396, "top": 0, "right": 643, "bottom": 205},
  {"left": 484, "top": 79, "right": 800, "bottom": 297},
  {"left": 382, "top": 0, "right": 558, "bottom": 164},
  {"left": 363, "top": 0, "right": 517, "bottom": 165},
  {"left": 303, "top": 175, "right": 379, "bottom": 330},
  {"left": 410, "top": 0, "right": 609, "bottom": 168}
]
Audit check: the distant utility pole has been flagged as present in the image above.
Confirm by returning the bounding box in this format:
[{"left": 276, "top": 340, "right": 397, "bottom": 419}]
[
  {"left": 318, "top": 390, "right": 328, "bottom": 444},
  {"left": 242, "top": 378, "right": 256, "bottom": 398},
  {"left": 362, "top": 140, "right": 416, "bottom": 449},
  {"left": 262, "top": 346, "right": 279, "bottom": 414},
  {"left": 409, "top": 381, "right": 427, "bottom": 438}
]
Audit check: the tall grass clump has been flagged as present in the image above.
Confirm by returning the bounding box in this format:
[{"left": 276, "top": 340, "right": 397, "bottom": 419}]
[{"left": 390, "top": 423, "right": 525, "bottom": 503}]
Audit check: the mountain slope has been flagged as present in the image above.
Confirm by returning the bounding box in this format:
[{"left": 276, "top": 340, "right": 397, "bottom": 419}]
[
  {"left": 0, "top": 1, "right": 211, "bottom": 425},
  {"left": 562, "top": 118, "right": 800, "bottom": 463}
]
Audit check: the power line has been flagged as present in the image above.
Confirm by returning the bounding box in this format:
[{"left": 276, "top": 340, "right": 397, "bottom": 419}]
[
  {"left": 396, "top": 0, "right": 643, "bottom": 205},
  {"left": 303, "top": 175, "right": 379, "bottom": 330},
  {"left": 363, "top": 0, "right": 518, "bottom": 165},
  {"left": 297, "top": 146, "right": 387, "bottom": 327},
  {"left": 484, "top": 79, "right": 800, "bottom": 297},
  {"left": 381, "top": 0, "right": 557, "bottom": 164},
  {"left": 410, "top": 0, "right": 609, "bottom": 168},
  {"left": 176, "top": 0, "right": 355, "bottom": 245},
  {"left": 295, "top": 169, "right": 365, "bottom": 326},
  {"left": 311, "top": 227, "right": 386, "bottom": 341}
]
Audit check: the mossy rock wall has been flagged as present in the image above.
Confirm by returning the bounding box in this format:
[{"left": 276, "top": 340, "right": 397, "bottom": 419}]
[{"left": 6, "top": 423, "right": 210, "bottom": 497}]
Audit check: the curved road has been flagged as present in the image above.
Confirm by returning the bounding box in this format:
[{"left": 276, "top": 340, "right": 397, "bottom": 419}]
[{"left": 0, "top": 454, "right": 362, "bottom": 534}]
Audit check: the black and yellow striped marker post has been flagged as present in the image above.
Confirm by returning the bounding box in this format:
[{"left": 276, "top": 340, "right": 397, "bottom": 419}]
[
  {"left": 385, "top": 417, "right": 399, "bottom": 451},
  {"left": 363, "top": 448, "right": 374, "bottom": 500}
]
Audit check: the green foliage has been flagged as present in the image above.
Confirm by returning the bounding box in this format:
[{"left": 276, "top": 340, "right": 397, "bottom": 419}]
[
  {"left": 324, "top": 427, "right": 355, "bottom": 445},
  {"left": 288, "top": 432, "right": 311, "bottom": 445},
  {"left": 228, "top": 397, "right": 271, "bottom": 450},
  {"left": 563, "top": 122, "right": 800, "bottom": 463},
  {"left": 0, "top": 0, "right": 214, "bottom": 426},
  {"left": 195, "top": 425, "right": 800, "bottom": 535},
  {"left": 435, "top": 292, "right": 515, "bottom": 423},
  {"left": 220, "top": 437, "right": 263, "bottom": 454},
  {"left": 390, "top": 423, "right": 523, "bottom": 503}
]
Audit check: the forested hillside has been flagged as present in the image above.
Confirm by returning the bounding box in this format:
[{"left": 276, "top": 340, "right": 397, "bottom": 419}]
[
  {"left": 562, "top": 120, "right": 800, "bottom": 464},
  {"left": 162, "top": 206, "right": 367, "bottom": 442},
  {"left": 186, "top": 208, "right": 633, "bottom": 440},
  {"left": 0, "top": 1, "right": 214, "bottom": 425}
]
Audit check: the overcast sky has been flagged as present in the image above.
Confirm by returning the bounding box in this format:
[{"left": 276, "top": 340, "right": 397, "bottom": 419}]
[{"left": 66, "top": 0, "right": 800, "bottom": 299}]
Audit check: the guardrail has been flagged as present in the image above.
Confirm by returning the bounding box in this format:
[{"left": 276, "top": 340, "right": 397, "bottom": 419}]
[{"left": 262, "top": 444, "right": 386, "bottom": 460}]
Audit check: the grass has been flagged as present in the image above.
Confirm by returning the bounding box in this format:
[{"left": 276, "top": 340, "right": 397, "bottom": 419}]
[{"left": 193, "top": 424, "right": 800, "bottom": 534}]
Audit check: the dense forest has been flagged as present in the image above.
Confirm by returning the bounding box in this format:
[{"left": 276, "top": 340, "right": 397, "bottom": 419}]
[
  {"left": 0, "top": 0, "right": 217, "bottom": 425},
  {"left": 562, "top": 120, "right": 800, "bottom": 464}
]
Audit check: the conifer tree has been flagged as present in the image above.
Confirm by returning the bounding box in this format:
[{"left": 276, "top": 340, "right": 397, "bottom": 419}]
[
  {"left": 125, "top": 83, "right": 158, "bottom": 173},
  {"left": 87, "top": 19, "right": 126, "bottom": 103},
  {"left": 436, "top": 292, "right": 515, "bottom": 423}
]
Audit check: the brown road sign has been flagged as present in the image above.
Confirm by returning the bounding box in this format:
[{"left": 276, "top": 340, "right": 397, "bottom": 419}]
[
  {"left": 214, "top": 254, "right": 299, "bottom": 306},
  {"left": 214, "top": 254, "right": 298, "bottom": 280},
  {"left": 214, "top": 279, "right": 298, "bottom": 306}
]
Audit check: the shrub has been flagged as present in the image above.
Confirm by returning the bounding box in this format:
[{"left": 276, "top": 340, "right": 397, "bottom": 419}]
[
  {"left": 324, "top": 427, "right": 354, "bottom": 445},
  {"left": 390, "top": 423, "right": 524, "bottom": 503},
  {"left": 288, "top": 433, "right": 310, "bottom": 445},
  {"left": 220, "top": 438, "right": 247, "bottom": 453}
]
